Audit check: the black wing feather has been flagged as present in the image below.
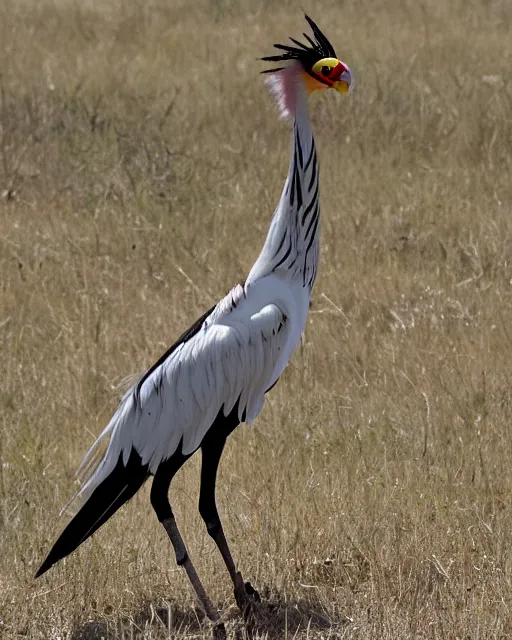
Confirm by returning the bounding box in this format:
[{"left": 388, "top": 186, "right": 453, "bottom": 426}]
[
  {"left": 35, "top": 448, "right": 149, "bottom": 577},
  {"left": 36, "top": 302, "right": 218, "bottom": 578}
]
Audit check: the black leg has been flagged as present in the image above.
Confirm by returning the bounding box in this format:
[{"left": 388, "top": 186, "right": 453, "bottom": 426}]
[
  {"left": 151, "top": 452, "right": 226, "bottom": 640},
  {"left": 199, "top": 437, "right": 260, "bottom": 618}
]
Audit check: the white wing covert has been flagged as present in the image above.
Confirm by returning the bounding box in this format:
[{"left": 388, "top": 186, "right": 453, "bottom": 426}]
[{"left": 74, "top": 282, "right": 291, "bottom": 504}]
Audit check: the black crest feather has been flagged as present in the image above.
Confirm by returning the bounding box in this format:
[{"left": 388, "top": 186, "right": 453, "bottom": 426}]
[{"left": 261, "top": 14, "right": 337, "bottom": 74}]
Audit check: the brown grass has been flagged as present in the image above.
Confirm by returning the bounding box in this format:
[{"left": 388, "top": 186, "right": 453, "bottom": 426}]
[{"left": 1, "top": 0, "right": 512, "bottom": 638}]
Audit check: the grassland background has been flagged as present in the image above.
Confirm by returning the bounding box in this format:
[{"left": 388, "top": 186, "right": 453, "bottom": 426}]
[{"left": 1, "top": 0, "right": 512, "bottom": 638}]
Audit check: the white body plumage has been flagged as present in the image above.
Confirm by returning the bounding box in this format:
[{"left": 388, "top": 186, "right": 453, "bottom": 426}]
[{"left": 76, "top": 274, "right": 310, "bottom": 502}]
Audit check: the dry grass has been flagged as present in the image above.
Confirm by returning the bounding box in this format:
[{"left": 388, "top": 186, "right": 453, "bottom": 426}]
[{"left": 1, "top": 0, "right": 512, "bottom": 637}]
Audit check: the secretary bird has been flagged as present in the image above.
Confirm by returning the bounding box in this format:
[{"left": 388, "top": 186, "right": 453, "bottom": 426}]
[{"left": 36, "top": 14, "right": 352, "bottom": 639}]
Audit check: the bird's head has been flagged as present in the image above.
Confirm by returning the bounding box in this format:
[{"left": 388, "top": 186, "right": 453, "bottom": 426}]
[{"left": 262, "top": 14, "right": 352, "bottom": 102}]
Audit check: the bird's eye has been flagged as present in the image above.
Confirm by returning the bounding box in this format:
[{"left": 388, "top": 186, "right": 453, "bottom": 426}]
[{"left": 321, "top": 66, "right": 331, "bottom": 77}]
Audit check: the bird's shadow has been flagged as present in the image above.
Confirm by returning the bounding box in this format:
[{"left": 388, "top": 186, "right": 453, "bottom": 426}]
[
  {"left": 70, "top": 589, "right": 339, "bottom": 639},
  {"left": 240, "top": 589, "right": 338, "bottom": 639},
  {"left": 70, "top": 604, "right": 202, "bottom": 640}
]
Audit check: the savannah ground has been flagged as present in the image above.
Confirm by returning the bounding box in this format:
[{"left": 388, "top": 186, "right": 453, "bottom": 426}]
[{"left": 1, "top": 0, "right": 512, "bottom": 638}]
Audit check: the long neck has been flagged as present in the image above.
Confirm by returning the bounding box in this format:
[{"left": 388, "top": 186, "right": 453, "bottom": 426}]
[{"left": 246, "top": 78, "right": 320, "bottom": 290}]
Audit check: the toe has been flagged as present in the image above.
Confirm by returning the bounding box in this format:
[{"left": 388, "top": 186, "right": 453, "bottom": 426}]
[
  {"left": 212, "top": 622, "right": 227, "bottom": 640},
  {"left": 244, "top": 581, "right": 261, "bottom": 602}
]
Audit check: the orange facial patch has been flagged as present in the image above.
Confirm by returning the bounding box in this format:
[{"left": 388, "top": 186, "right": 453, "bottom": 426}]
[
  {"left": 303, "top": 71, "right": 330, "bottom": 93},
  {"left": 304, "top": 61, "right": 345, "bottom": 93}
]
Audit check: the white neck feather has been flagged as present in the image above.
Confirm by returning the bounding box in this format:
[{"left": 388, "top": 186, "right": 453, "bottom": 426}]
[{"left": 247, "top": 66, "right": 320, "bottom": 291}]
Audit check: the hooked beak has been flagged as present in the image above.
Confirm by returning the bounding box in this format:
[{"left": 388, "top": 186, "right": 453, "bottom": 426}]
[{"left": 333, "top": 68, "right": 352, "bottom": 95}]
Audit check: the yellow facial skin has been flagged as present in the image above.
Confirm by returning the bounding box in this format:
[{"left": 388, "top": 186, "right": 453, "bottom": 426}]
[{"left": 311, "top": 57, "right": 342, "bottom": 74}]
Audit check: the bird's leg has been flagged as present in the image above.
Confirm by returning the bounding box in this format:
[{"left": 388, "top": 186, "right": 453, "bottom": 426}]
[
  {"left": 151, "top": 455, "right": 226, "bottom": 640},
  {"left": 160, "top": 515, "right": 226, "bottom": 637},
  {"left": 200, "top": 439, "right": 261, "bottom": 619}
]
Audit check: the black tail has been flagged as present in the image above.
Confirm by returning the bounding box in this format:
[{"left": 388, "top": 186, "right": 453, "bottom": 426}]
[{"left": 35, "top": 448, "right": 149, "bottom": 578}]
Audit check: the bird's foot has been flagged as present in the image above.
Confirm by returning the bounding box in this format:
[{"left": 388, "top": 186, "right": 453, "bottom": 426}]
[
  {"left": 212, "top": 621, "right": 227, "bottom": 640},
  {"left": 234, "top": 572, "right": 261, "bottom": 620}
]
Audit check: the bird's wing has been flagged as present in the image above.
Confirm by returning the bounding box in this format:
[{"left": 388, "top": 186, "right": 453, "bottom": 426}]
[
  {"left": 72, "top": 283, "right": 290, "bottom": 506},
  {"left": 37, "top": 280, "right": 295, "bottom": 577}
]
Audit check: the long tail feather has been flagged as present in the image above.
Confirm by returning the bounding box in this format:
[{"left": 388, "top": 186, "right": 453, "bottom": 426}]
[{"left": 35, "top": 448, "right": 149, "bottom": 578}]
